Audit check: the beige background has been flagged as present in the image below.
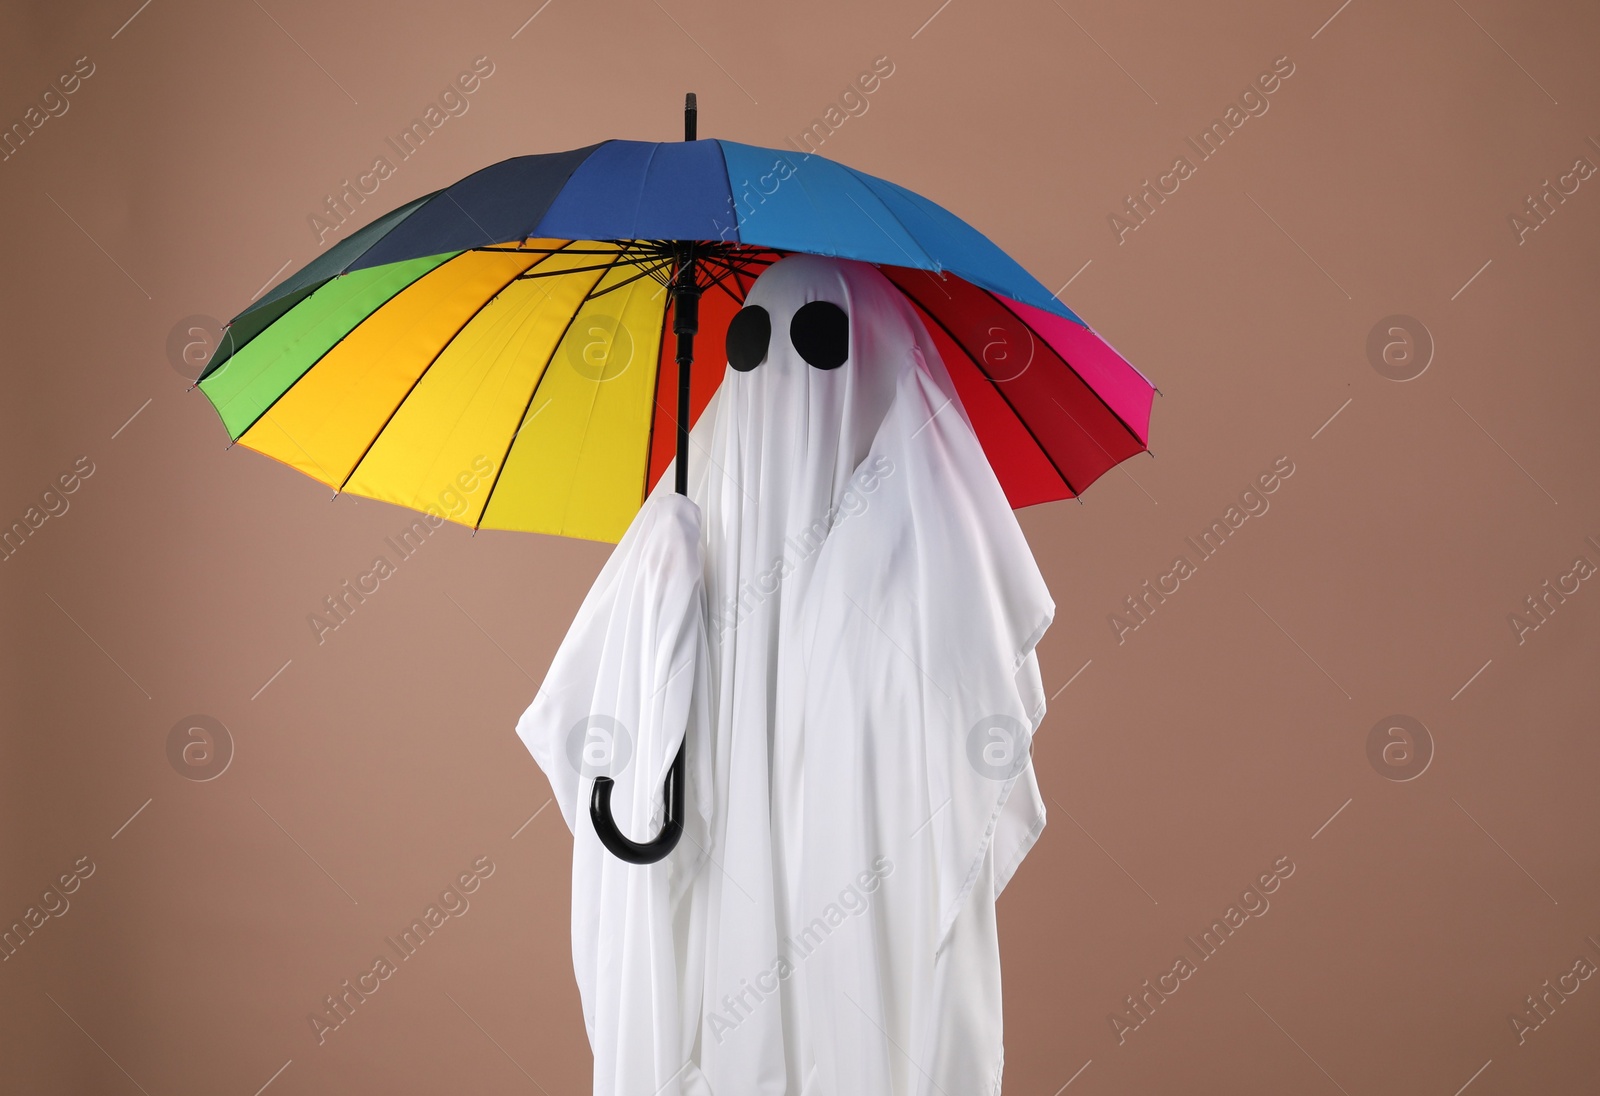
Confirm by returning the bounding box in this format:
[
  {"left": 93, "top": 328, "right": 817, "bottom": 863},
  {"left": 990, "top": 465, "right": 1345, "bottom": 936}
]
[{"left": 3, "top": 0, "right": 1599, "bottom": 1092}]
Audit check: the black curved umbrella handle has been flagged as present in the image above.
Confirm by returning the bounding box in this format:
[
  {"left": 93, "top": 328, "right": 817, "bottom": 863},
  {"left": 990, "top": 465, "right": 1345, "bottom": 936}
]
[{"left": 588, "top": 742, "right": 685, "bottom": 864}]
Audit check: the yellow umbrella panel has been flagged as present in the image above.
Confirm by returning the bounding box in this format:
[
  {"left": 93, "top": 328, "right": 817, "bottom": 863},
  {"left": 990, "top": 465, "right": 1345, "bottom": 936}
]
[{"left": 198, "top": 241, "right": 674, "bottom": 542}]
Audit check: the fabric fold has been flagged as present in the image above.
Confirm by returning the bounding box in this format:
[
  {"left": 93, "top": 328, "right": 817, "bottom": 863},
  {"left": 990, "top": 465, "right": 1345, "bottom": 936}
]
[{"left": 515, "top": 491, "right": 714, "bottom": 1096}]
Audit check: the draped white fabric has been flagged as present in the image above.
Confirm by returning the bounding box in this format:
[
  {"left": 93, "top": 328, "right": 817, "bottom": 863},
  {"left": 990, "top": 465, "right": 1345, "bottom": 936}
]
[
  {"left": 515, "top": 493, "right": 716, "bottom": 1096},
  {"left": 517, "top": 255, "right": 1054, "bottom": 1096}
]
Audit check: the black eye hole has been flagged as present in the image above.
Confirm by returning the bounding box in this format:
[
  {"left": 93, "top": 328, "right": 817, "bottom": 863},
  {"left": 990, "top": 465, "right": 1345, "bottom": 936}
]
[
  {"left": 726, "top": 304, "right": 771, "bottom": 372},
  {"left": 790, "top": 300, "right": 849, "bottom": 370}
]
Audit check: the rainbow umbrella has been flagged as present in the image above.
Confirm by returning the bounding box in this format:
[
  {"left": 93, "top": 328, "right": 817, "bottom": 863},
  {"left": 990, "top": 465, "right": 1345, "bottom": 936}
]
[
  {"left": 194, "top": 96, "right": 1155, "bottom": 861},
  {"left": 197, "top": 98, "right": 1153, "bottom": 545}
]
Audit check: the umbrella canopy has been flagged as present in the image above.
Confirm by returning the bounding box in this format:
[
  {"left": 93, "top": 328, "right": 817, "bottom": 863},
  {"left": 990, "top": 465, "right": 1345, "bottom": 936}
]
[{"left": 197, "top": 136, "right": 1155, "bottom": 543}]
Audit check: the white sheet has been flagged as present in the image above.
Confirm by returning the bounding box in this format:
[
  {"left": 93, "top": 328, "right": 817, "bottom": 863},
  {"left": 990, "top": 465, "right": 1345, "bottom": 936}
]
[
  {"left": 518, "top": 254, "right": 1054, "bottom": 1096},
  {"left": 515, "top": 492, "right": 715, "bottom": 1096}
]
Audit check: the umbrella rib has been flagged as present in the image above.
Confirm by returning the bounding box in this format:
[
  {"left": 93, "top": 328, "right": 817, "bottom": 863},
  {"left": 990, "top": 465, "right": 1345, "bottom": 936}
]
[
  {"left": 703, "top": 245, "right": 782, "bottom": 262},
  {"left": 475, "top": 244, "right": 635, "bottom": 255},
  {"left": 514, "top": 259, "right": 650, "bottom": 279},
  {"left": 695, "top": 248, "right": 763, "bottom": 275},
  {"left": 983, "top": 288, "right": 1149, "bottom": 453},
  {"left": 477, "top": 243, "right": 676, "bottom": 269},
  {"left": 586, "top": 256, "right": 677, "bottom": 299},
  {"left": 706, "top": 273, "right": 745, "bottom": 305},
  {"left": 694, "top": 259, "right": 748, "bottom": 305},
  {"left": 894, "top": 280, "right": 1079, "bottom": 498},
  {"left": 473, "top": 249, "right": 630, "bottom": 532},
  {"left": 727, "top": 255, "right": 760, "bottom": 298},
  {"left": 335, "top": 242, "right": 581, "bottom": 497},
  {"left": 696, "top": 248, "right": 783, "bottom": 303},
  {"left": 225, "top": 250, "right": 469, "bottom": 447}
]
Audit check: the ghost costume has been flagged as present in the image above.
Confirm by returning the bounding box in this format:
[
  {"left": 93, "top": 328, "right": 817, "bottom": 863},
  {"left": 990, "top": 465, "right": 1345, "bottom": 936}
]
[{"left": 517, "top": 254, "right": 1054, "bottom": 1096}]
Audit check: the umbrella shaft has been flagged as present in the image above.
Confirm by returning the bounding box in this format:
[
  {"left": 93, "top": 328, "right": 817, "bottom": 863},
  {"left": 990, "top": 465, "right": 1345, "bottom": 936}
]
[{"left": 672, "top": 256, "right": 700, "bottom": 496}]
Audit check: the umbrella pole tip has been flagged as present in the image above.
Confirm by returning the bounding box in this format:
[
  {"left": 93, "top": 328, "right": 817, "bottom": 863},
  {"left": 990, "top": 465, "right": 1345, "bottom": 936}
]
[{"left": 684, "top": 92, "right": 697, "bottom": 141}]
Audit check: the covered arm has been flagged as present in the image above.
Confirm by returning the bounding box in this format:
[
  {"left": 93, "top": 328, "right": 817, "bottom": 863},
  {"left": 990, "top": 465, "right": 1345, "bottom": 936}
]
[{"left": 513, "top": 491, "right": 714, "bottom": 1096}]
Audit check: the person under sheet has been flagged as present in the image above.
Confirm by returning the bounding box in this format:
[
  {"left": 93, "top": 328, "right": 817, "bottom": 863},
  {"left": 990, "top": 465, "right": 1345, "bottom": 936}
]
[{"left": 517, "top": 254, "right": 1055, "bottom": 1096}]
